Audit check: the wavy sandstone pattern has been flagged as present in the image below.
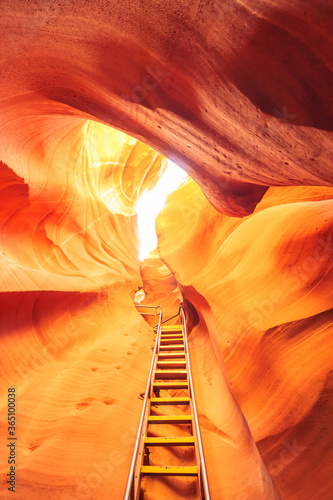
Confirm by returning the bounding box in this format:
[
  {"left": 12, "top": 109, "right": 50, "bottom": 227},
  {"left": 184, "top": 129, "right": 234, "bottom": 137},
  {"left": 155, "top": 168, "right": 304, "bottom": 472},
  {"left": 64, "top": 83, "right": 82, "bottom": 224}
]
[
  {"left": 0, "top": 1, "right": 332, "bottom": 499},
  {"left": 156, "top": 183, "right": 333, "bottom": 499}
]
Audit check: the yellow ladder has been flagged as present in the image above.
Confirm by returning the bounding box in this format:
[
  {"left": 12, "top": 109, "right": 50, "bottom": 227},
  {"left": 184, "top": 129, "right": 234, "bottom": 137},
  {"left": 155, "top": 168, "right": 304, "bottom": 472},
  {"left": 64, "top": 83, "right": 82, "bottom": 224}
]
[{"left": 124, "top": 306, "right": 211, "bottom": 500}]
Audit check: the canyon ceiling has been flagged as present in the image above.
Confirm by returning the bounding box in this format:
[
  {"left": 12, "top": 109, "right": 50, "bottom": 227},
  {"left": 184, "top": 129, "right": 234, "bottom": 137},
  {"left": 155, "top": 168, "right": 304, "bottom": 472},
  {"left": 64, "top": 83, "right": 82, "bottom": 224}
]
[{"left": 0, "top": 1, "right": 332, "bottom": 499}]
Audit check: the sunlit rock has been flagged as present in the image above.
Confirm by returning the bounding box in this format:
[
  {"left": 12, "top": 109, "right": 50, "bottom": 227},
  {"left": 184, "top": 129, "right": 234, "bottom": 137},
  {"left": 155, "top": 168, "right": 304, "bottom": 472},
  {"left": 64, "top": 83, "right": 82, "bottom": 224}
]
[
  {"left": 157, "top": 184, "right": 333, "bottom": 500},
  {"left": 140, "top": 253, "right": 181, "bottom": 321},
  {"left": 0, "top": 1, "right": 332, "bottom": 499},
  {"left": 1, "top": 1, "right": 332, "bottom": 216}
]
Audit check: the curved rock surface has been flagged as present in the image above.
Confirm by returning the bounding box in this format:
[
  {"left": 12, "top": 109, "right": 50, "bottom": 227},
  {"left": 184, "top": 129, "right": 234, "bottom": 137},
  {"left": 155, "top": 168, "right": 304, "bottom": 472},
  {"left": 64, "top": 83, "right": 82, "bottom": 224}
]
[
  {"left": 0, "top": 1, "right": 332, "bottom": 499},
  {"left": 157, "top": 183, "right": 333, "bottom": 500},
  {"left": 1, "top": 0, "right": 332, "bottom": 216},
  {"left": 140, "top": 253, "right": 181, "bottom": 320}
]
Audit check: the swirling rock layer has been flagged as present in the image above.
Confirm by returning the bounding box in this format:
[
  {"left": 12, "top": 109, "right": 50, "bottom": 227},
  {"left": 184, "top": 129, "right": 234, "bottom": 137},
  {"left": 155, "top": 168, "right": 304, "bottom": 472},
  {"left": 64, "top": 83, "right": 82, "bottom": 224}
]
[
  {"left": 1, "top": 0, "right": 332, "bottom": 216},
  {"left": 156, "top": 183, "right": 333, "bottom": 500},
  {"left": 0, "top": 1, "right": 333, "bottom": 499}
]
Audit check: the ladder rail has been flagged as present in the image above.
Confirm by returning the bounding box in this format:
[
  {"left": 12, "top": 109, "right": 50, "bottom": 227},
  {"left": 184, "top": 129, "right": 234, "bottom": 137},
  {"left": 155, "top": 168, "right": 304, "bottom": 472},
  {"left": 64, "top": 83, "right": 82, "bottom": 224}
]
[
  {"left": 181, "top": 305, "right": 211, "bottom": 500},
  {"left": 125, "top": 304, "right": 211, "bottom": 500},
  {"left": 124, "top": 306, "right": 163, "bottom": 500}
]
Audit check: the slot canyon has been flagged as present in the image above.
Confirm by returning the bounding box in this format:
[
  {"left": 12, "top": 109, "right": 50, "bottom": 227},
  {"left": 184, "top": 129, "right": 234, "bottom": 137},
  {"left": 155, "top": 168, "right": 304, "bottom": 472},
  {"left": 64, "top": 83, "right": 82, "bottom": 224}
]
[{"left": 0, "top": 1, "right": 332, "bottom": 499}]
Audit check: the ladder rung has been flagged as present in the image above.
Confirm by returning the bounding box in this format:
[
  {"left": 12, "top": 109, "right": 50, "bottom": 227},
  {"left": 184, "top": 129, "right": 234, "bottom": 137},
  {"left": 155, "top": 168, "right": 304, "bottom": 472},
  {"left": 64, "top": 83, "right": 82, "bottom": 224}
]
[
  {"left": 145, "top": 437, "right": 195, "bottom": 446},
  {"left": 157, "top": 361, "right": 186, "bottom": 369},
  {"left": 158, "top": 352, "right": 185, "bottom": 359},
  {"left": 153, "top": 381, "right": 188, "bottom": 389},
  {"left": 160, "top": 338, "right": 183, "bottom": 345},
  {"left": 159, "top": 344, "right": 185, "bottom": 351},
  {"left": 160, "top": 335, "right": 182, "bottom": 339},
  {"left": 141, "top": 466, "right": 198, "bottom": 476},
  {"left": 155, "top": 369, "right": 187, "bottom": 380},
  {"left": 160, "top": 337, "right": 183, "bottom": 343},
  {"left": 150, "top": 397, "right": 190, "bottom": 405},
  {"left": 161, "top": 326, "right": 182, "bottom": 331},
  {"left": 160, "top": 333, "right": 183, "bottom": 337},
  {"left": 148, "top": 415, "right": 192, "bottom": 424}
]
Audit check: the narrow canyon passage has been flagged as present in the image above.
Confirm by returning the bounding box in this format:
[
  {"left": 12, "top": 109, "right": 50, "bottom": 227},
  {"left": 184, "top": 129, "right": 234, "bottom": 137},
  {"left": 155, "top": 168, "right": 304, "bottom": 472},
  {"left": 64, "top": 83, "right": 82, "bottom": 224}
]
[{"left": 0, "top": 1, "right": 332, "bottom": 499}]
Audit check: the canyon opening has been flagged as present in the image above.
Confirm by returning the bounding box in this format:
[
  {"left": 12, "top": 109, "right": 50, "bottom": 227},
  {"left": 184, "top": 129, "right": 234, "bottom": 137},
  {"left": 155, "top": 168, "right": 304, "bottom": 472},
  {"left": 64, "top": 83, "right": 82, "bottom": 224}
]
[{"left": 0, "top": 2, "right": 332, "bottom": 500}]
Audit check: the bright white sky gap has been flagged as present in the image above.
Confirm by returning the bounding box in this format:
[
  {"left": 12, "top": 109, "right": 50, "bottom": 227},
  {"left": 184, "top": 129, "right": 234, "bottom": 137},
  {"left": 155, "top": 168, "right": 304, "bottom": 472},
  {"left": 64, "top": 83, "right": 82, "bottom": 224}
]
[{"left": 137, "top": 161, "right": 188, "bottom": 261}]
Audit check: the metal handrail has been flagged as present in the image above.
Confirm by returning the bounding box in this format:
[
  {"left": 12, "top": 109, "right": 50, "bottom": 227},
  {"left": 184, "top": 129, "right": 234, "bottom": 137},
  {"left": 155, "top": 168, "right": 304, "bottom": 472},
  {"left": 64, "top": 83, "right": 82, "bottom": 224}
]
[
  {"left": 160, "top": 305, "right": 181, "bottom": 325},
  {"left": 125, "top": 304, "right": 210, "bottom": 500},
  {"left": 181, "top": 305, "right": 211, "bottom": 500},
  {"left": 124, "top": 306, "right": 163, "bottom": 500},
  {"left": 134, "top": 305, "right": 162, "bottom": 312},
  {"left": 135, "top": 304, "right": 162, "bottom": 329}
]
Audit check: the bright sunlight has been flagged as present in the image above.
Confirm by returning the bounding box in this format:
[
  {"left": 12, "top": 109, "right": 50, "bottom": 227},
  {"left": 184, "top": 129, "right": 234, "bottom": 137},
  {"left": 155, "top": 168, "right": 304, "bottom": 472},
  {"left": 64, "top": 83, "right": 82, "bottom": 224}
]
[{"left": 137, "top": 161, "right": 188, "bottom": 261}]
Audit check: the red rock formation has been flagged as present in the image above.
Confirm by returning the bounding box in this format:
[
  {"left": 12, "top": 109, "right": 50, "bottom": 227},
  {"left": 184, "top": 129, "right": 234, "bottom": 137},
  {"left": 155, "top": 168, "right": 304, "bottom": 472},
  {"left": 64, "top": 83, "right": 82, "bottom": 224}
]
[
  {"left": 140, "top": 253, "right": 181, "bottom": 321},
  {"left": 0, "top": 1, "right": 332, "bottom": 499},
  {"left": 157, "top": 182, "right": 333, "bottom": 500},
  {"left": 1, "top": 0, "right": 332, "bottom": 216}
]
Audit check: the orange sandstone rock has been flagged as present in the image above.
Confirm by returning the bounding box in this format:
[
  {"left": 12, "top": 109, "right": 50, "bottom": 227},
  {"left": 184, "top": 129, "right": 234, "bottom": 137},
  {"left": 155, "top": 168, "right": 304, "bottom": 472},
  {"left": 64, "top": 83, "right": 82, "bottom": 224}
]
[{"left": 0, "top": 1, "right": 332, "bottom": 499}]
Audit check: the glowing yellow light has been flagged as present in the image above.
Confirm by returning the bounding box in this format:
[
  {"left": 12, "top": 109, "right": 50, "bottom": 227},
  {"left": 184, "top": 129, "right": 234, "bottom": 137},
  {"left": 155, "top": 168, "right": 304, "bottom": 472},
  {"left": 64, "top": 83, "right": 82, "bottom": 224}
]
[
  {"left": 137, "top": 161, "right": 188, "bottom": 260},
  {"left": 134, "top": 289, "right": 145, "bottom": 303}
]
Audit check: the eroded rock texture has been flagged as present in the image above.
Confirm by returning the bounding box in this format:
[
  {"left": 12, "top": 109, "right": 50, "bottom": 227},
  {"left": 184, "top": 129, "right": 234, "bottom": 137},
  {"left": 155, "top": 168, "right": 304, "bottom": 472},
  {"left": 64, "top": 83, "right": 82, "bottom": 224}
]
[
  {"left": 0, "top": 1, "right": 332, "bottom": 499},
  {"left": 157, "top": 181, "right": 333, "bottom": 500}
]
